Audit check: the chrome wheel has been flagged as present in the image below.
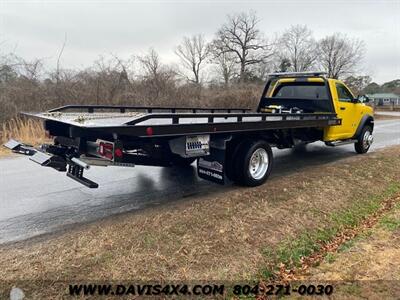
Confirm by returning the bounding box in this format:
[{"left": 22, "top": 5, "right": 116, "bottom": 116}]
[
  {"left": 249, "top": 148, "right": 269, "bottom": 180},
  {"left": 355, "top": 126, "right": 373, "bottom": 154},
  {"left": 363, "top": 130, "right": 373, "bottom": 149}
]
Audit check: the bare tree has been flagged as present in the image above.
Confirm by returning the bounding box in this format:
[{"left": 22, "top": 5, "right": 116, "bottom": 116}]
[
  {"left": 344, "top": 75, "right": 371, "bottom": 95},
  {"left": 214, "top": 11, "right": 273, "bottom": 82},
  {"left": 211, "top": 44, "right": 237, "bottom": 86},
  {"left": 92, "top": 55, "right": 132, "bottom": 103},
  {"left": 278, "top": 25, "right": 317, "bottom": 72},
  {"left": 55, "top": 34, "right": 67, "bottom": 104},
  {"left": 0, "top": 64, "right": 17, "bottom": 83},
  {"left": 138, "top": 47, "right": 163, "bottom": 80},
  {"left": 19, "top": 58, "right": 44, "bottom": 81},
  {"left": 137, "top": 48, "right": 177, "bottom": 102},
  {"left": 317, "top": 33, "right": 365, "bottom": 79},
  {"left": 250, "top": 60, "right": 272, "bottom": 82},
  {"left": 175, "top": 34, "right": 210, "bottom": 84},
  {"left": 273, "top": 57, "right": 291, "bottom": 72}
]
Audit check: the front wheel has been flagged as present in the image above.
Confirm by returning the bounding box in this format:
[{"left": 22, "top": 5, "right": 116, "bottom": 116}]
[
  {"left": 233, "top": 140, "right": 273, "bottom": 187},
  {"left": 354, "top": 125, "right": 373, "bottom": 154}
]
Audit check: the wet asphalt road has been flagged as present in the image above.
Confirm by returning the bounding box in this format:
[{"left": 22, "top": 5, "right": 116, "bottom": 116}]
[
  {"left": 0, "top": 119, "right": 399, "bottom": 245},
  {"left": 376, "top": 111, "right": 400, "bottom": 117}
]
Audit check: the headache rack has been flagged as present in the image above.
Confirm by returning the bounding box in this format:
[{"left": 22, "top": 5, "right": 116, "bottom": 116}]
[{"left": 267, "top": 71, "right": 327, "bottom": 78}]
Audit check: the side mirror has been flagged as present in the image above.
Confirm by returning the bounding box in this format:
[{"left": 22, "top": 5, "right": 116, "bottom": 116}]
[{"left": 356, "top": 95, "right": 370, "bottom": 103}]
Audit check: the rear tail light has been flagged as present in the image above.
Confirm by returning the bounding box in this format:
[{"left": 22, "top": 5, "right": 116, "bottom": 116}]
[
  {"left": 97, "top": 140, "right": 124, "bottom": 160},
  {"left": 97, "top": 141, "right": 116, "bottom": 160},
  {"left": 99, "top": 141, "right": 114, "bottom": 160}
]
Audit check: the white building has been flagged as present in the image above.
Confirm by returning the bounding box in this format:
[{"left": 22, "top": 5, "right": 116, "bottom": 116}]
[{"left": 367, "top": 93, "right": 400, "bottom": 106}]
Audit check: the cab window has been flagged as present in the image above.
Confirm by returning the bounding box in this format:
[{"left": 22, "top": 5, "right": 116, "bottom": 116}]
[
  {"left": 273, "top": 83, "right": 328, "bottom": 99},
  {"left": 336, "top": 84, "right": 354, "bottom": 102}
]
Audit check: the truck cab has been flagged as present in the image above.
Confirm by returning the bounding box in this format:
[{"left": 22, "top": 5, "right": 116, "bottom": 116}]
[
  {"left": 324, "top": 78, "right": 373, "bottom": 142},
  {"left": 259, "top": 72, "right": 374, "bottom": 153}
]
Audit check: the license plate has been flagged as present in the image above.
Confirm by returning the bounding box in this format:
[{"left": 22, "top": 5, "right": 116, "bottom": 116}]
[{"left": 185, "top": 135, "right": 210, "bottom": 156}]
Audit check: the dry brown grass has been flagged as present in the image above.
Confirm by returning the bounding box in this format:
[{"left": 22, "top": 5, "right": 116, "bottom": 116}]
[
  {"left": 0, "top": 117, "right": 48, "bottom": 156},
  {"left": 0, "top": 146, "right": 399, "bottom": 299},
  {"left": 307, "top": 211, "right": 400, "bottom": 282}
]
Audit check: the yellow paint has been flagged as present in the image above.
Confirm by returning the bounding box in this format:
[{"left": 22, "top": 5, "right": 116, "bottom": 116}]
[
  {"left": 323, "top": 79, "right": 374, "bottom": 141},
  {"left": 267, "top": 76, "right": 374, "bottom": 141},
  {"left": 307, "top": 78, "right": 325, "bottom": 83}
]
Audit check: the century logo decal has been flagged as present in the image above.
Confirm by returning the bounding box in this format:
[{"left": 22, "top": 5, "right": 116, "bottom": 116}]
[{"left": 198, "top": 158, "right": 223, "bottom": 172}]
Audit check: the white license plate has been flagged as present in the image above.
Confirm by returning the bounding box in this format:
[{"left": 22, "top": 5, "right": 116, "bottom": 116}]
[{"left": 185, "top": 135, "right": 210, "bottom": 155}]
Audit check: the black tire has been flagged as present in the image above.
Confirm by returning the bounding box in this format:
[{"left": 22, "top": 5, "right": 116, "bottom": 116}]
[
  {"left": 225, "top": 139, "right": 249, "bottom": 182},
  {"left": 232, "top": 140, "right": 273, "bottom": 187},
  {"left": 354, "top": 125, "right": 373, "bottom": 154}
]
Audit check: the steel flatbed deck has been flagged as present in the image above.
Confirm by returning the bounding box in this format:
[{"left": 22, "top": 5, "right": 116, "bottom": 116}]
[{"left": 24, "top": 104, "right": 341, "bottom": 138}]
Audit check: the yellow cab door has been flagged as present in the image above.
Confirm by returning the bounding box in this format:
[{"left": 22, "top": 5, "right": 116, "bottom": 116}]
[{"left": 324, "top": 81, "right": 363, "bottom": 141}]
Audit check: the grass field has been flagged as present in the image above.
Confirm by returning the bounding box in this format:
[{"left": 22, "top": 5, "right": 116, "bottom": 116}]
[{"left": 299, "top": 202, "right": 400, "bottom": 299}]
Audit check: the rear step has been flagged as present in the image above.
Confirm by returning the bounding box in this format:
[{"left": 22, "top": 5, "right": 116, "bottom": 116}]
[
  {"left": 66, "top": 164, "right": 98, "bottom": 188},
  {"left": 325, "top": 139, "right": 357, "bottom": 147},
  {"left": 3, "top": 139, "right": 99, "bottom": 188}
]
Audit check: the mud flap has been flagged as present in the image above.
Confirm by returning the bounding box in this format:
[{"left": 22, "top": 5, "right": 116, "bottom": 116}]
[
  {"left": 197, "top": 136, "right": 231, "bottom": 185},
  {"left": 197, "top": 149, "right": 226, "bottom": 184}
]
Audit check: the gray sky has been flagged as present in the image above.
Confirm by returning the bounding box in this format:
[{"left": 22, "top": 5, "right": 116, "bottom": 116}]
[{"left": 1, "top": 0, "right": 399, "bottom": 84}]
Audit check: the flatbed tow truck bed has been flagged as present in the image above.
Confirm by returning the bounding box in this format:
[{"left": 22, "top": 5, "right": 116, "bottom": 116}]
[{"left": 24, "top": 105, "right": 340, "bottom": 138}]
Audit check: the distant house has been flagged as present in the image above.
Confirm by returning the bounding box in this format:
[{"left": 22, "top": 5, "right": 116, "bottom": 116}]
[{"left": 366, "top": 93, "right": 400, "bottom": 106}]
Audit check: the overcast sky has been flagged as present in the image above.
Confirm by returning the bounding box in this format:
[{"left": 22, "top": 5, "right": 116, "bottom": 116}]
[{"left": 1, "top": 0, "right": 399, "bottom": 84}]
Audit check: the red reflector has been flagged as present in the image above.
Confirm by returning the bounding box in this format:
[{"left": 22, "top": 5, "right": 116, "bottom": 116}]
[
  {"left": 114, "top": 148, "right": 123, "bottom": 157},
  {"left": 146, "top": 127, "right": 153, "bottom": 136}
]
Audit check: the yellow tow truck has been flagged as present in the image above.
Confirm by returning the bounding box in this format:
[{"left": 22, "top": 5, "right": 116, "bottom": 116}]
[{"left": 5, "top": 72, "right": 374, "bottom": 188}]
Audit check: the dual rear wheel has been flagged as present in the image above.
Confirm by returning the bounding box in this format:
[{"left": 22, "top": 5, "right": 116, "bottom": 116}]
[
  {"left": 228, "top": 140, "right": 273, "bottom": 187},
  {"left": 173, "top": 139, "right": 273, "bottom": 187}
]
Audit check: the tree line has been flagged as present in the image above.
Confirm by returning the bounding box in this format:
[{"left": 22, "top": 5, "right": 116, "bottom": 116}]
[{"left": 0, "top": 11, "right": 368, "bottom": 123}]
